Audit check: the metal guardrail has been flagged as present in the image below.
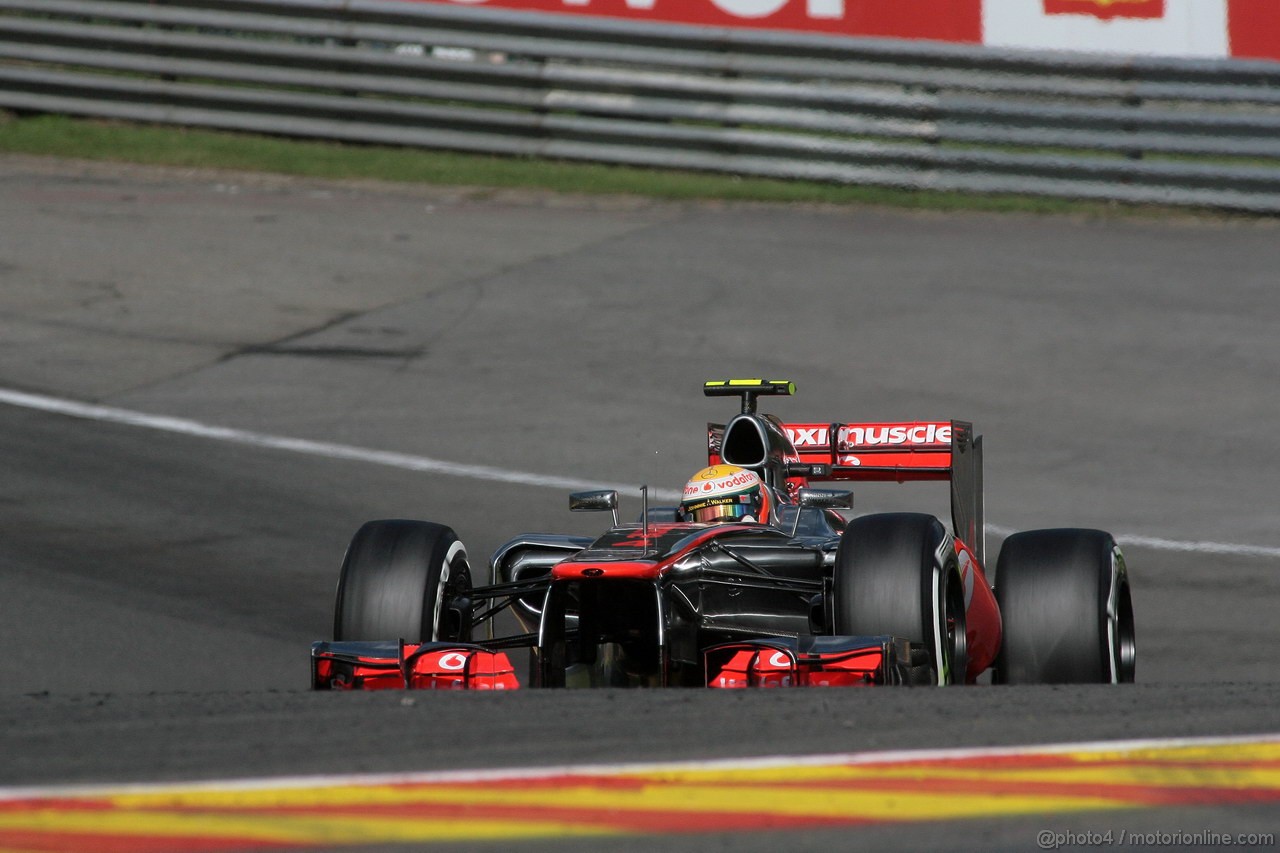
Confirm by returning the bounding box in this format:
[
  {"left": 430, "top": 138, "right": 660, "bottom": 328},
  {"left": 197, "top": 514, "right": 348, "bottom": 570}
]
[{"left": 3, "top": 0, "right": 1280, "bottom": 212}]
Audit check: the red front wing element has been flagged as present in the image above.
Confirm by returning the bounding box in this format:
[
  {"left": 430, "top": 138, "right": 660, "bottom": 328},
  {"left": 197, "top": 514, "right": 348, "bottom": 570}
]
[
  {"left": 311, "top": 641, "right": 520, "bottom": 690},
  {"left": 705, "top": 637, "right": 913, "bottom": 688}
]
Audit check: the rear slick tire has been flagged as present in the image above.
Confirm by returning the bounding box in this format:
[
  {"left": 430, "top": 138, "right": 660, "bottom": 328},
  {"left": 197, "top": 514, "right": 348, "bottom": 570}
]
[
  {"left": 994, "top": 528, "right": 1135, "bottom": 684},
  {"left": 333, "top": 520, "right": 472, "bottom": 643},
  {"left": 831, "top": 513, "right": 968, "bottom": 685}
]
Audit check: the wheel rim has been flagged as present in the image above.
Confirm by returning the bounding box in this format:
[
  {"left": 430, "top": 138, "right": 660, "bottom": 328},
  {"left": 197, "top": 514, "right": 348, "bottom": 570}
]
[
  {"left": 942, "top": 568, "right": 968, "bottom": 685},
  {"left": 1105, "top": 548, "right": 1137, "bottom": 684},
  {"left": 434, "top": 541, "right": 471, "bottom": 642},
  {"left": 1113, "top": 579, "right": 1137, "bottom": 683}
]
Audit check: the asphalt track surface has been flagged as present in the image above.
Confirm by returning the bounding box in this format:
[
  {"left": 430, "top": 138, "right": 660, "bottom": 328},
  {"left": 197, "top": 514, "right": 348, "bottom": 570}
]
[{"left": 1, "top": 156, "right": 1278, "bottom": 851}]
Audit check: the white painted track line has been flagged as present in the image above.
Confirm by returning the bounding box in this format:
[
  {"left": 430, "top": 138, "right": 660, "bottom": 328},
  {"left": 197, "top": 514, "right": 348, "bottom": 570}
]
[{"left": 0, "top": 387, "right": 685, "bottom": 501}]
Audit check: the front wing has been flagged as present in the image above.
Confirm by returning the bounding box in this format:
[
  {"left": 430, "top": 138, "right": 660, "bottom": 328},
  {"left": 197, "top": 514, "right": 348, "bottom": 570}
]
[
  {"left": 312, "top": 635, "right": 914, "bottom": 690},
  {"left": 311, "top": 641, "right": 519, "bottom": 691}
]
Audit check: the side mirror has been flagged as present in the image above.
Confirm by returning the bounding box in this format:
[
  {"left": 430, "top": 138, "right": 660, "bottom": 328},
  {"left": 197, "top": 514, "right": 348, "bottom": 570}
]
[
  {"left": 569, "top": 490, "right": 620, "bottom": 527},
  {"left": 797, "top": 488, "right": 853, "bottom": 510},
  {"left": 792, "top": 488, "right": 853, "bottom": 536}
]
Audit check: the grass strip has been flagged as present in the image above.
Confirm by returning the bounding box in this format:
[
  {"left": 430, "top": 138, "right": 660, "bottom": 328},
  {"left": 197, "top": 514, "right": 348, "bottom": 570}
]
[{"left": 0, "top": 112, "right": 1212, "bottom": 217}]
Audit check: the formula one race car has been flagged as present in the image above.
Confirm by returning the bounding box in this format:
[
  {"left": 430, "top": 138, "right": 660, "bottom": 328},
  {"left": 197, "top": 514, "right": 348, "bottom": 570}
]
[{"left": 312, "top": 380, "right": 1136, "bottom": 690}]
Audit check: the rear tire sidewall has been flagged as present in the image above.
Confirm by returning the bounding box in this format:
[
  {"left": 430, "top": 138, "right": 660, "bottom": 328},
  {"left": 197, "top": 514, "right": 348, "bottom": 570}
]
[
  {"left": 994, "top": 528, "right": 1135, "bottom": 684},
  {"left": 831, "top": 513, "right": 968, "bottom": 685},
  {"left": 333, "top": 520, "right": 471, "bottom": 643}
]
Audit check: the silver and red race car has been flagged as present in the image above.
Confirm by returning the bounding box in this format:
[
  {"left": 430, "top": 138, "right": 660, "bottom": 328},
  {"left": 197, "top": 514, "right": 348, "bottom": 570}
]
[{"left": 311, "top": 380, "right": 1135, "bottom": 690}]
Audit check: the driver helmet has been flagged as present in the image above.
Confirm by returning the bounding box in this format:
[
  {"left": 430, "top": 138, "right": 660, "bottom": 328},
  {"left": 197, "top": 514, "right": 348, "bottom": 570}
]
[{"left": 678, "top": 465, "right": 772, "bottom": 525}]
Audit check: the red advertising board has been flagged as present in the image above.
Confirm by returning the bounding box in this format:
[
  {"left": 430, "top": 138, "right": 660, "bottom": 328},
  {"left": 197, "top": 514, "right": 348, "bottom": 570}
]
[
  {"left": 1227, "top": 0, "right": 1280, "bottom": 60},
  {"left": 409, "top": 0, "right": 982, "bottom": 43},
  {"left": 406, "top": 0, "right": 1277, "bottom": 61}
]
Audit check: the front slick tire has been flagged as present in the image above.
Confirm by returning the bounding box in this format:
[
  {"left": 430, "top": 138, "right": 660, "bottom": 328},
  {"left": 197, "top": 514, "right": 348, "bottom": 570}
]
[
  {"left": 333, "top": 520, "right": 471, "bottom": 643},
  {"left": 994, "top": 528, "right": 1135, "bottom": 684},
  {"left": 832, "top": 513, "right": 968, "bottom": 685}
]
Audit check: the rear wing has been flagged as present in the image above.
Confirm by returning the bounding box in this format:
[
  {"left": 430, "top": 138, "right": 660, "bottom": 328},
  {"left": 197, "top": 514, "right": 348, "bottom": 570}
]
[
  {"left": 709, "top": 418, "right": 984, "bottom": 564},
  {"left": 782, "top": 421, "right": 964, "bottom": 483},
  {"left": 796, "top": 420, "right": 983, "bottom": 565}
]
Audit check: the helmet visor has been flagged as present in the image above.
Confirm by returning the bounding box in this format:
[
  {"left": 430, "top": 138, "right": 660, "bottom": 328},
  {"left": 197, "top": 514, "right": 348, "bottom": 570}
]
[{"left": 682, "top": 494, "right": 758, "bottom": 524}]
